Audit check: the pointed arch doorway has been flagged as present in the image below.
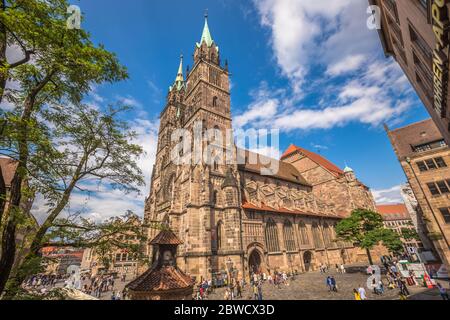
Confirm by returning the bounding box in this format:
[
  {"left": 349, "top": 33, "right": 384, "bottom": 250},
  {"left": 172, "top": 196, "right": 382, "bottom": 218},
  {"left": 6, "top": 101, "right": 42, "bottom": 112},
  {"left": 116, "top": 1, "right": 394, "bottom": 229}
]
[{"left": 303, "top": 251, "right": 313, "bottom": 272}]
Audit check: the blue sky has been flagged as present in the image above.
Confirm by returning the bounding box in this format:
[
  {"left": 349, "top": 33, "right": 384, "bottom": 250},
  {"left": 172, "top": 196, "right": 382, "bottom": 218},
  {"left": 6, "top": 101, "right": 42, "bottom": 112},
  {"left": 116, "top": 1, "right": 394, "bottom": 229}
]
[{"left": 53, "top": 0, "right": 432, "bottom": 220}]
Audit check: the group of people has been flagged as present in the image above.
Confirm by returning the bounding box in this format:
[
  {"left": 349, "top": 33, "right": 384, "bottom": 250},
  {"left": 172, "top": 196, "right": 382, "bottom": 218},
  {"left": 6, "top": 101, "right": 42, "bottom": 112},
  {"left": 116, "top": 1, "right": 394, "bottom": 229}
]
[
  {"left": 25, "top": 274, "right": 61, "bottom": 288},
  {"left": 81, "top": 274, "right": 116, "bottom": 298},
  {"left": 319, "top": 263, "right": 345, "bottom": 274},
  {"left": 326, "top": 275, "right": 338, "bottom": 292}
]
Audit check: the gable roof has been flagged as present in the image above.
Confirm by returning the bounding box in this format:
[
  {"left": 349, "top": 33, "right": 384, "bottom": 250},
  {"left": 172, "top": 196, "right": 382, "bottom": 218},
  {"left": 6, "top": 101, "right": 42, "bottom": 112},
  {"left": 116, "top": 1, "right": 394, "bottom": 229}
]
[
  {"left": 376, "top": 204, "right": 410, "bottom": 221},
  {"left": 387, "top": 119, "right": 445, "bottom": 159},
  {"left": 281, "top": 144, "right": 344, "bottom": 177},
  {"left": 150, "top": 230, "right": 183, "bottom": 246}
]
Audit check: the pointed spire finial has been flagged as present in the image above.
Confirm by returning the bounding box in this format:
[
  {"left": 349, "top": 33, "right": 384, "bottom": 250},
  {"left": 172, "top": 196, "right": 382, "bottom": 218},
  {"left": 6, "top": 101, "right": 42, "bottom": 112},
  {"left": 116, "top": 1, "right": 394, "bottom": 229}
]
[{"left": 199, "top": 11, "right": 214, "bottom": 47}]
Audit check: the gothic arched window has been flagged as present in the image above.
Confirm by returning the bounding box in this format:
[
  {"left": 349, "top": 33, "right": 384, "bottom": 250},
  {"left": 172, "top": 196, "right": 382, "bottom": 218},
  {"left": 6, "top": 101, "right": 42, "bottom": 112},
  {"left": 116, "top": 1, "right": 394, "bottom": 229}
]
[
  {"left": 265, "top": 218, "right": 280, "bottom": 252},
  {"left": 283, "top": 220, "right": 296, "bottom": 252},
  {"left": 298, "top": 221, "right": 310, "bottom": 246},
  {"left": 217, "top": 220, "right": 224, "bottom": 250},
  {"left": 312, "top": 222, "right": 324, "bottom": 249},
  {"left": 323, "top": 222, "right": 332, "bottom": 247},
  {"left": 213, "top": 96, "right": 218, "bottom": 107}
]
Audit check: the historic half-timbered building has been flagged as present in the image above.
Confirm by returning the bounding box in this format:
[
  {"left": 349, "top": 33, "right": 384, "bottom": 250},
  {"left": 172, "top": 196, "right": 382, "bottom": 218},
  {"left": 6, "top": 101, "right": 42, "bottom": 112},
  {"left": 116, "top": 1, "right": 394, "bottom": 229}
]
[{"left": 144, "top": 16, "right": 377, "bottom": 281}]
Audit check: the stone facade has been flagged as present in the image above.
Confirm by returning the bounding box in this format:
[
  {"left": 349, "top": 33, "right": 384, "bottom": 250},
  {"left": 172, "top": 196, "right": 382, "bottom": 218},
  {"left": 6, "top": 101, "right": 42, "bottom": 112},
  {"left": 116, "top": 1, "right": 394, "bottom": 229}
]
[
  {"left": 371, "top": 0, "right": 450, "bottom": 144},
  {"left": 386, "top": 119, "right": 450, "bottom": 275},
  {"left": 144, "top": 17, "right": 378, "bottom": 282}
]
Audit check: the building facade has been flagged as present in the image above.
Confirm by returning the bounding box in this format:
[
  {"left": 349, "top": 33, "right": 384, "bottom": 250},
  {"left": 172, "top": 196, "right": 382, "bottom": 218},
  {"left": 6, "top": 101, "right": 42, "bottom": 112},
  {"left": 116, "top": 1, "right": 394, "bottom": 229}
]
[
  {"left": 144, "top": 16, "right": 378, "bottom": 282},
  {"left": 386, "top": 119, "right": 450, "bottom": 273},
  {"left": 400, "top": 183, "right": 436, "bottom": 253},
  {"left": 371, "top": 0, "right": 450, "bottom": 144},
  {"left": 376, "top": 203, "right": 424, "bottom": 259}
]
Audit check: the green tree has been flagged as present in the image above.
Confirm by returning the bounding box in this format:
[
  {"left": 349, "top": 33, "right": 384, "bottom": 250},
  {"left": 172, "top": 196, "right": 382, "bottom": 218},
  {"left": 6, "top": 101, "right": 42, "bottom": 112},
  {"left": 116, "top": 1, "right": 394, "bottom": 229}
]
[
  {"left": 1, "top": 102, "right": 145, "bottom": 299},
  {"left": 335, "top": 209, "right": 404, "bottom": 264},
  {"left": 0, "top": 0, "right": 127, "bottom": 295}
]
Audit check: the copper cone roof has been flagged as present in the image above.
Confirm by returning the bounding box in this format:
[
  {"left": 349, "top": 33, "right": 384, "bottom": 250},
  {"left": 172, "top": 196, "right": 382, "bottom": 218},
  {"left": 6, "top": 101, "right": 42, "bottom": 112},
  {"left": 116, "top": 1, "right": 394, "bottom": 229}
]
[
  {"left": 150, "top": 229, "right": 184, "bottom": 245},
  {"left": 126, "top": 265, "right": 193, "bottom": 292}
]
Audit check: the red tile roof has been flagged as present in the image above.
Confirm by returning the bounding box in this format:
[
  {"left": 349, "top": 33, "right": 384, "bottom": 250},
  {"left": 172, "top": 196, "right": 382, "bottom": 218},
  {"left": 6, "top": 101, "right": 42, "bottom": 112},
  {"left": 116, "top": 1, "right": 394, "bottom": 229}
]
[
  {"left": 126, "top": 266, "right": 193, "bottom": 292},
  {"left": 150, "top": 230, "right": 184, "bottom": 245},
  {"left": 0, "top": 157, "right": 18, "bottom": 187},
  {"left": 376, "top": 204, "right": 410, "bottom": 221},
  {"left": 281, "top": 144, "right": 344, "bottom": 177}
]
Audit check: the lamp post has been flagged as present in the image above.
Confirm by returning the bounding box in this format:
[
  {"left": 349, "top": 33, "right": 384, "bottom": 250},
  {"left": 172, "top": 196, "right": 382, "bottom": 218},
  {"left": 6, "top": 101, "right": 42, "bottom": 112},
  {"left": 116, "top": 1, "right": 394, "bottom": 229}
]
[{"left": 226, "top": 258, "right": 233, "bottom": 286}]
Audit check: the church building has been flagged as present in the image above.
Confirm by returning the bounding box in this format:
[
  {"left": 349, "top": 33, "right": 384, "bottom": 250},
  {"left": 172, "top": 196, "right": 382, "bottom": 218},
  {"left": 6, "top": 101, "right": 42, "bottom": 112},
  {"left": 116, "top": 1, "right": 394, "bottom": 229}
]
[{"left": 144, "top": 15, "right": 377, "bottom": 281}]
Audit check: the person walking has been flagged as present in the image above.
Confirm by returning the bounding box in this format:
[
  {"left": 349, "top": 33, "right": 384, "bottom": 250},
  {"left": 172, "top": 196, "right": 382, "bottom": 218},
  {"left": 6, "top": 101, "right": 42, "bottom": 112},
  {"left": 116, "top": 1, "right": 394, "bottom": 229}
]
[
  {"left": 236, "top": 280, "right": 242, "bottom": 299},
  {"left": 326, "top": 276, "right": 332, "bottom": 292},
  {"left": 335, "top": 264, "right": 340, "bottom": 274},
  {"left": 330, "top": 276, "right": 338, "bottom": 292},
  {"left": 358, "top": 285, "right": 367, "bottom": 300},
  {"left": 257, "top": 282, "right": 263, "bottom": 301},
  {"left": 437, "top": 283, "right": 449, "bottom": 300},
  {"left": 340, "top": 264, "right": 345, "bottom": 274},
  {"left": 353, "top": 288, "right": 361, "bottom": 300},
  {"left": 253, "top": 283, "right": 259, "bottom": 300}
]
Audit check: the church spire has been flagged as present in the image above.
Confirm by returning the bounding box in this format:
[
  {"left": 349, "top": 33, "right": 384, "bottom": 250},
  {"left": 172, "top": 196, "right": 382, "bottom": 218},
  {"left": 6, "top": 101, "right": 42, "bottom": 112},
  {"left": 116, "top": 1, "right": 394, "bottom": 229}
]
[
  {"left": 170, "top": 54, "right": 185, "bottom": 92},
  {"left": 199, "top": 11, "right": 214, "bottom": 47}
]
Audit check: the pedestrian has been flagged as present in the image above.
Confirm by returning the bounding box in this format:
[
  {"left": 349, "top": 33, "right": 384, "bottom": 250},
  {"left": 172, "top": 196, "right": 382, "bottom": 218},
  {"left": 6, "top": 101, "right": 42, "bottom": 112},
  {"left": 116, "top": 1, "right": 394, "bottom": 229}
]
[
  {"left": 236, "top": 280, "right": 242, "bottom": 298},
  {"left": 353, "top": 288, "right": 361, "bottom": 300},
  {"left": 377, "top": 279, "right": 384, "bottom": 295},
  {"left": 319, "top": 263, "right": 323, "bottom": 274},
  {"left": 340, "top": 264, "right": 345, "bottom": 274},
  {"left": 358, "top": 285, "right": 367, "bottom": 300},
  {"left": 257, "top": 282, "right": 263, "bottom": 301},
  {"left": 437, "top": 283, "right": 449, "bottom": 300},
  {"left": 335, "top": 264, "right": 340, "bottom": 273},
  {"left": 326, "top": 276, "right": 332, "bottom": 292},
  {"left": 253, "top": 283, "right": 259, "bottom": 300},
  {"left": 330, "top": 276, "right": 338, "bottom": 292}
]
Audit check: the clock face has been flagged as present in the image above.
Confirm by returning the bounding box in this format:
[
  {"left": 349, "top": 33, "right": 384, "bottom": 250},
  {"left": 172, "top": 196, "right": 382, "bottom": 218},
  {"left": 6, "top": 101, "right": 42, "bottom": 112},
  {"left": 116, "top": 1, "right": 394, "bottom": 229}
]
[{"left": 162, "top": 250, "right": 173, "bottom": 264}]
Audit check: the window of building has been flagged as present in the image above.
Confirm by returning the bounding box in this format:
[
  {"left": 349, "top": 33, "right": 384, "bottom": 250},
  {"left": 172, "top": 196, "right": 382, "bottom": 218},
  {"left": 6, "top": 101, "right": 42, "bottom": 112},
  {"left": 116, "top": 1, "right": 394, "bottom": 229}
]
[
  {"left": 438, "top": 208, "right": 450, "bottom": 224},
  {"left": 409, "top": 25, "right": 432, "bottom": 60},
  {"left": 312, "top": 222, "right": 324, "bottom": 249},
  {"left": 217, "top": 221, "right": 224, "bottom": 249},
  {"left": 417, "top": 161, "right": 428, "bottom": 172},
  {"left": 322, "top": 223, "right": 333, "bottom": 248},
  {"left": 435, "top": 157, "right": 447, "bottom": 168},
  {"left": 413, "top": 140, "right": 447, "bottom": 153},
  {"left": 283, "top": 220, "right": 296, "bottom": 252},
  {"left": 298, "top": 221, "right": 310, "bottom": 246},
  {"left": 425, "top": 159, "right": 437, "bottom": 169},
  {"left": 212, "top": 96, "right": 218, "bottom": 107},
  {"left": 437, "top": 181, "right": 450, "bottom": 194},
  {"left": 265, "top": 218, "right": 280, "bottom": 253},
  {"left": 427, "top": 182, "right": 440, "bottom": 195}
]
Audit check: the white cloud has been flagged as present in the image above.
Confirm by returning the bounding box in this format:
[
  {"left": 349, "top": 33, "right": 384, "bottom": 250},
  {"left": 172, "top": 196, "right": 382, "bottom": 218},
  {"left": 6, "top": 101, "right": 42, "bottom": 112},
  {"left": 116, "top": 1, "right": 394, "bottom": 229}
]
[
  {"left": 326, "top": 54, "right": 366, "bottom": 76},
  {"left": 372, "top": 185, "right": 404, "bottom": 205},
  {"left": 239, "top": 1, "right": 415, "bottom": 132},
  {"left": 31, "top": 109, "right": 160, "bottom": 224}
]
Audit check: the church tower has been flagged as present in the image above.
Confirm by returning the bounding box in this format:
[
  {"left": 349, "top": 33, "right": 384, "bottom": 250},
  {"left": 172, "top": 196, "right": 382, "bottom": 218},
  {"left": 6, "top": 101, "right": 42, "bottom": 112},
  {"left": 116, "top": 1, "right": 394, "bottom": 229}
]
[{"left": 145, "top": 14, "right": 244, "bottom": 281}]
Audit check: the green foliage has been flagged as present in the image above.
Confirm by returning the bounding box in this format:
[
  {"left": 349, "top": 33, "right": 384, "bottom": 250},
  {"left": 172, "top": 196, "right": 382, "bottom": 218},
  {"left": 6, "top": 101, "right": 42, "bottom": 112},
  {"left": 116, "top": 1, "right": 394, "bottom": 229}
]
[
  {"left": 336, "top": 208, "right": 404, "bottom": 255},
  {"left": 401, "top": 227, "right": 420, "bottom": 241}
]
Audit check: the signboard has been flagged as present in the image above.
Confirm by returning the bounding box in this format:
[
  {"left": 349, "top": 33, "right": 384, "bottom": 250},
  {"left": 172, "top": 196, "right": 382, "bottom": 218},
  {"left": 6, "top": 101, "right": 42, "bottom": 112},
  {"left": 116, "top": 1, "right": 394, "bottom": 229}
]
[{"left": 432, "top": 0, "right": 450, "bottom": 117}]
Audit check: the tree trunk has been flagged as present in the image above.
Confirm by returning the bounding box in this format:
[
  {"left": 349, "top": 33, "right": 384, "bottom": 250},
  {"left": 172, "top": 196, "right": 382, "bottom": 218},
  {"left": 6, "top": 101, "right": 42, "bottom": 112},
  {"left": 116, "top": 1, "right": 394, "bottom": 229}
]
[
  {"left": 0, "top": 0, "right": 8, "bottom": 104},
  {"left": 3, "top": 153, "right": 85, "bottom": 298},
  {"left": 0, "top": 167, "right": 6, "bottom": 228},
  {"left": 366, "top": 248, "right": 373, "bottom": 265},
  {"left": 0, "top": 72, "right": 55, "bottom": 296}
]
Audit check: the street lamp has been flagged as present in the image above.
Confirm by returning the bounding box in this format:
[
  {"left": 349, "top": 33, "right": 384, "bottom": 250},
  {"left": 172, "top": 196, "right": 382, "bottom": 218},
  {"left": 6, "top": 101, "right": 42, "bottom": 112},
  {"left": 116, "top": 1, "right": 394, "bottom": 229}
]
[{"left": 226, "top": 258, "right": 233, "bottom": 286}]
